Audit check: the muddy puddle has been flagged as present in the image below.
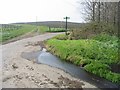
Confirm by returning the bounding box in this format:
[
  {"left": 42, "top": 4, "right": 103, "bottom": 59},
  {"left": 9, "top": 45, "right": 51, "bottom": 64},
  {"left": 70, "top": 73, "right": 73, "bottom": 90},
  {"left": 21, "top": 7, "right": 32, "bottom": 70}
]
[
  {"left": 21, "top": 51, "right": 40, "bottom": 62},
  {"left": 21, "top": 48, "right": 120, "bottom": 89}
]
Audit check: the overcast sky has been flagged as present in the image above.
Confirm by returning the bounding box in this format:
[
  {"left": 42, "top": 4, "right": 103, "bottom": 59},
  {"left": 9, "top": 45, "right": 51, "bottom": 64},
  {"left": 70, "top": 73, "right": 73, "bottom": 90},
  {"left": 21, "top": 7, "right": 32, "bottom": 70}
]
[{"left": 0, "top": 0, "right": 85, "bottom": 24}]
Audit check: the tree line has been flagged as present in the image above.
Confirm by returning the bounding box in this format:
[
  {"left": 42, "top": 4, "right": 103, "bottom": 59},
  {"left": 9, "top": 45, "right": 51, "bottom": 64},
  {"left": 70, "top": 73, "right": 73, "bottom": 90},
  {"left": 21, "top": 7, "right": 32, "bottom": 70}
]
[
  {"left": 81, "top": 0, "right": 120, "bottom": 35},
  {"left": 84, "top": 0, "right": 119, "bottom": 23}
]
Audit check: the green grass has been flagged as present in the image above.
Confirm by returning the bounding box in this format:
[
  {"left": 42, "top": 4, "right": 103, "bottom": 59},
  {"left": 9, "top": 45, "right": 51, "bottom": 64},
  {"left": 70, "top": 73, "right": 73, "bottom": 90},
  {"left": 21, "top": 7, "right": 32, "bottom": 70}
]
[
  {"left": 45, "top": 34, "right": 120, "bottom": 84},
  {"left": 53, "top": 34, "right": 68, "bottom": 40},
  {"left": 47, "top": 28, "right": 65, "bottom": 32},
  {"left": 37, "top": 26, "right": 49, "bottom": 33},
  {"left": 0, "top": 24, "right": 49, "bottom": 43},
  {"left": 1, "top": 24, "right": 35, "bottom": 42}
]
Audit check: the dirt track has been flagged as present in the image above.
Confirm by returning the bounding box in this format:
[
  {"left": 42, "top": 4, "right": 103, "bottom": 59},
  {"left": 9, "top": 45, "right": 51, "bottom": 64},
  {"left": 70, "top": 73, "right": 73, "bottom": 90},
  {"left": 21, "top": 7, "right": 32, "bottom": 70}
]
[{"left": 1, "top": 33, "right": 97, "bottom": 88}]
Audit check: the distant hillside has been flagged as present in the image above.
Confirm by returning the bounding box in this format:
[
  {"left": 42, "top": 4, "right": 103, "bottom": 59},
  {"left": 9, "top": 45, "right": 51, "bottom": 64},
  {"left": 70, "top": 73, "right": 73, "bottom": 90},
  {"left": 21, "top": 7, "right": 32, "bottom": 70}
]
[{"left": 13, "top": 21, "right": 84, "bottom": 29}]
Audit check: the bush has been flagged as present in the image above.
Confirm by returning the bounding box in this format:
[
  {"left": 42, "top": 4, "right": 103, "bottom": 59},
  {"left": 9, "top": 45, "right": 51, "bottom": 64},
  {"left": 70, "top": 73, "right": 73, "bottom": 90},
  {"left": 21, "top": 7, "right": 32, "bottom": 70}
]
[
  {"left": 53, "top": 34, "right": 68, "bottom": 40},
  {"left": 69, "top": 22, "right": 118, "bottom": 40},
  {"left": 47, "top": 28, "right": 65, "bottom": 32},
  {"left": 81, "top": 22, "right": 117, "bottom": 35}
]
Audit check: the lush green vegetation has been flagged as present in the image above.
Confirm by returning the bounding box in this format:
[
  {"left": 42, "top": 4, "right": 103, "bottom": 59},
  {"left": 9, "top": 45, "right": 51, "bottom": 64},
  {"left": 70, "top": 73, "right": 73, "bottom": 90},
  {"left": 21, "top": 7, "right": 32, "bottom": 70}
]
[
  {"left": 68, "top": 22, "right": 118, "bottom": 40},
  {"left": 0, "top": 24, "right": 50, "bottom": 43},
  {"left": 46, "top": 28, "right": 66, "bottom": 32},
  {"left": 37, "top": 26, "right": 49, "bottom": 33},
  {"left": 53, "top": 34, "right": 68, "bottom": 40},
  {"left": 0, "top": 24, "right": 66, "bottom": 43},
  {"left": 45, "top": 33, "right": 120, "bottom": 84},
  {"left": 1, "top": 24, "right": 35, "bottom": 42}
]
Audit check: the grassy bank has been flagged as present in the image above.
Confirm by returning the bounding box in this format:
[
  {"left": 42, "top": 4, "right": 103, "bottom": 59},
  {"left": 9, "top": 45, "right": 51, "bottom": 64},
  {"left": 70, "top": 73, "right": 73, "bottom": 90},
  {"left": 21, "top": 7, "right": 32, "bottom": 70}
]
[{"left": 45, "top": 33, "right": 120, "bottom": 84}]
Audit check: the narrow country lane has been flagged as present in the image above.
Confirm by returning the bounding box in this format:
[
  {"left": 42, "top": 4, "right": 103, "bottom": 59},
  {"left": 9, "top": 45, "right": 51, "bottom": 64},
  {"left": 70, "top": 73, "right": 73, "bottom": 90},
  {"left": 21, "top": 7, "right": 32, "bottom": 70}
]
[{"left": 1, "top": 33, "right": 96, "bottom": 88}]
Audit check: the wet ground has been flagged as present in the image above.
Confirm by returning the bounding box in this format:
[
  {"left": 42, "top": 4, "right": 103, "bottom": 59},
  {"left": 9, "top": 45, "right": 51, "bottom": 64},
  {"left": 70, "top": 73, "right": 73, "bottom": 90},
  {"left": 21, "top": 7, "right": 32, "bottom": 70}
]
[
  {"left": 4, "top": 33, "right": 84, "bottom": 88},
  {"left": 21, "top": 48, "right": 120, "bottom": 89}
]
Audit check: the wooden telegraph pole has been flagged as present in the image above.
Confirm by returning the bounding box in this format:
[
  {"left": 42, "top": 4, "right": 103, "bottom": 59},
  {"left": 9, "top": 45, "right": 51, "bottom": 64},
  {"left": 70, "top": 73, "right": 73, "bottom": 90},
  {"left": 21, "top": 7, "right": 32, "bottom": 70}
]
[{"left": 64, "top": 16, "right": 70, "bottom": 35}]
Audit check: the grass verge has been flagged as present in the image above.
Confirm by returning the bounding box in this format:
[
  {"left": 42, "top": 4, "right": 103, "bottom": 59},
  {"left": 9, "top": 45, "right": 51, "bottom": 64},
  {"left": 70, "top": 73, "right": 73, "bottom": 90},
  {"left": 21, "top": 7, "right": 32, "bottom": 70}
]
[{"left": 45, "top": 33, "right": 120, "bottom": 84}]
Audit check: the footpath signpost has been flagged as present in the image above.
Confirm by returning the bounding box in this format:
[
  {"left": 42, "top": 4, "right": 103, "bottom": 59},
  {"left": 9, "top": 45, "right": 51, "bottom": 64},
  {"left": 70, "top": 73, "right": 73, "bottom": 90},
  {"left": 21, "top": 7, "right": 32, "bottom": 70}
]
[{"left": 64, "top": 16, "right": 70, "bottom": 35}]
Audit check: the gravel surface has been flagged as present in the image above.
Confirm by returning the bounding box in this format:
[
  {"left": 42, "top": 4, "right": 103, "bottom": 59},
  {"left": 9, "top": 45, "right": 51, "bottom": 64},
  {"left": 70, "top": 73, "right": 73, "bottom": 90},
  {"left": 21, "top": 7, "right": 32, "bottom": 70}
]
[{"left": 1, "top": 33, "right": 97, "bottom": 88}]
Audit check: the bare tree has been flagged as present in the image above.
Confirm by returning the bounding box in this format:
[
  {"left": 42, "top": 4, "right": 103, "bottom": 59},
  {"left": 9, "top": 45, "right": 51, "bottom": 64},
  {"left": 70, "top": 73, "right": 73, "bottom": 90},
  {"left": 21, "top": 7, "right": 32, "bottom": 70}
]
[
  {"left": 83, "top": 1, "right": 118, "bottom": 24},
  {"left": 98, "top": 0, "right": 101, "bottom": 22},
  {"left": 81, "top": 0, "right": 119, "bottom": 35}
]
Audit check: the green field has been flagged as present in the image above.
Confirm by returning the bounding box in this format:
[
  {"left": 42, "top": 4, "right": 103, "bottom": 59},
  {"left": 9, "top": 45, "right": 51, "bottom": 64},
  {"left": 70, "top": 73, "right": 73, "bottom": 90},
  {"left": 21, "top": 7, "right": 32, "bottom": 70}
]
[
  {"left": 45, "top": 34, "right": 120, "bottom": 84},
  {"left": 1, "top": 24, "right": 35, "bottom": 42},
  {"left": 0, "top": 24, "right": 66, "bottom": 43},
  {"left": 46, "top": 28, "right": 66, "bottom": 32},
  {"left": 0, "top": 24, "right": 50, "bottom": 43},
  {"left": 37, "top": 26, "right": 49, "bottom": 33}
]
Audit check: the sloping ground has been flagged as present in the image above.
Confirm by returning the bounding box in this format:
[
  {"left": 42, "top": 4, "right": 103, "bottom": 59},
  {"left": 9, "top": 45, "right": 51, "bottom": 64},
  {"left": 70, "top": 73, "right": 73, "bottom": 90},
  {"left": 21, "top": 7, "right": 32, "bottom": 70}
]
[
  {"left": 1, "top": 33, "right": 96, "bottom": 88},
  {"left": 45, "top": 34, "right": 119, "bottom": 85},
  {"left": 2, "top": 29, "right": 40, "bottom": 45}
]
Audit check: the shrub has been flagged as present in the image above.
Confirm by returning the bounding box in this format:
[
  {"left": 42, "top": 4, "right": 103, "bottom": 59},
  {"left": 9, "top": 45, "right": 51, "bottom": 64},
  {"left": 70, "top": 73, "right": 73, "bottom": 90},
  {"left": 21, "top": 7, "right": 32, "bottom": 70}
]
[
  {"left": 47, "top": 28, "right": 65, "bottom": 32},
  {"left": 69, "top": 22, "right": 118, "bottom": 40},
  {"left": 53, "top": 34, "right": 68, "bottom": 40}
]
